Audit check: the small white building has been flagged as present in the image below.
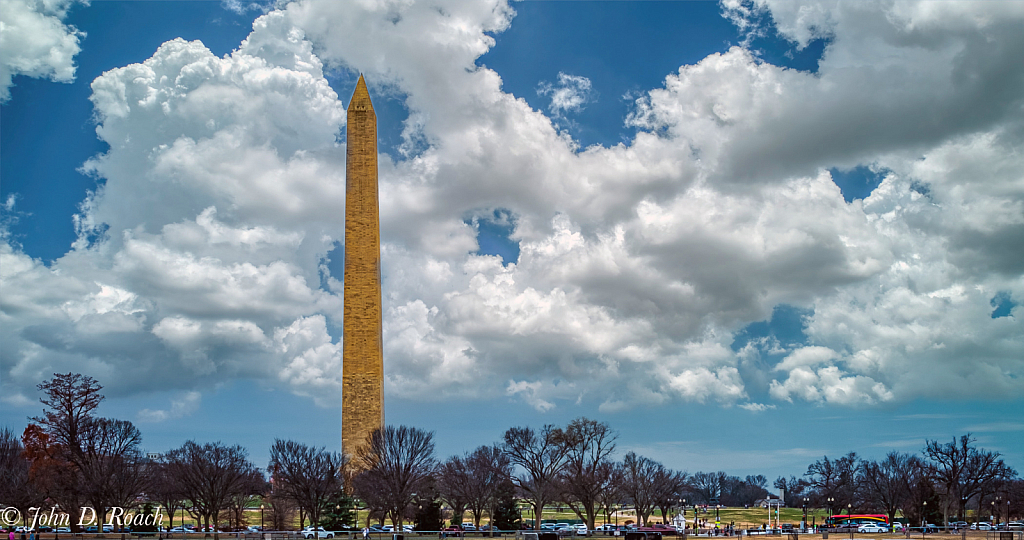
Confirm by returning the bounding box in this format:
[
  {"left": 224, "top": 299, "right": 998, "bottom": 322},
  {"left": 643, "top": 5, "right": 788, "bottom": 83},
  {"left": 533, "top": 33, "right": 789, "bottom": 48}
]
[{"left": 754, "top": 496, "right": 783, "bottom": 508}]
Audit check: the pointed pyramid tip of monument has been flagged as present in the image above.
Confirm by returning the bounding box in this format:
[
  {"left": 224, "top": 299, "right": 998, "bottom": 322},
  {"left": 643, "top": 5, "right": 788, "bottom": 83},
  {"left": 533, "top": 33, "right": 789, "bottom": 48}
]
[{"left": 348, "top": 74, "right": 374, "bottom": 112}]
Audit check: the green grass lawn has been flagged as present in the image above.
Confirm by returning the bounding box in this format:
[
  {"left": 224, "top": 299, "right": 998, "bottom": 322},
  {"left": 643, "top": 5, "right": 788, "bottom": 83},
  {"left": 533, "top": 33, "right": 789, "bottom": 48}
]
[
  {"left": 273, "top": 505, "right": 856, "bottom": 531},
  {"left": 495, "top": 506, "right": 834, "bottom": 529}
]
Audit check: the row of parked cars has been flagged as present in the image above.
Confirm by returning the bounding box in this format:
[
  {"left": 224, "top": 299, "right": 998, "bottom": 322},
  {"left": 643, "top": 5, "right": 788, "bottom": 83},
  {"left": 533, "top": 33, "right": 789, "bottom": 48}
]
[
  {"left": 833, "top": 521, "right": 1024, "bottom": 534},
  {"left": 4, "top": 525, "right": 272, "bottom": 535},
  {"left": 440, "top": 524, "right": 518, "bottom": 537},
  {"left": 540, "top": 522, "right": 682, "bottom": 536},
  {"left": 967, "top": 522, "right": 1024, "bottom": 531},
  {"left": 538, "top": 523, "right": 591, "bottom": 536},
  {"left": 593, "top": 524, "right": 683, "bottom": 536}
]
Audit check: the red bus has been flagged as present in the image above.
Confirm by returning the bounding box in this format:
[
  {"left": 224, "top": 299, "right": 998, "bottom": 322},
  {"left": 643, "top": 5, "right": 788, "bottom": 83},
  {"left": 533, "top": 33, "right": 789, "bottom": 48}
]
[{"left": 826, "top": 515, "right": 890, "bottom": 527}]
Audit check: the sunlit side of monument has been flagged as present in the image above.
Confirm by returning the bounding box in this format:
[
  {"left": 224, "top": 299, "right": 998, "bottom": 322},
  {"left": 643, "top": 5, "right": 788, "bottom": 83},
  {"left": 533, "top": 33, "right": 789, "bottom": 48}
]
[{"left": 342, "top": 75, "right": 384, "bottom": 460}]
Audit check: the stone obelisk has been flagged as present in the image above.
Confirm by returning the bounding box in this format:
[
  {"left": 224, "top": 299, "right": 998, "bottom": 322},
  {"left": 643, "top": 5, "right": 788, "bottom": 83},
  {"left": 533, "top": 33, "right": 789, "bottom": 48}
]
[{"left": 342, "top": 75, "right": 383, "bottom": 458}]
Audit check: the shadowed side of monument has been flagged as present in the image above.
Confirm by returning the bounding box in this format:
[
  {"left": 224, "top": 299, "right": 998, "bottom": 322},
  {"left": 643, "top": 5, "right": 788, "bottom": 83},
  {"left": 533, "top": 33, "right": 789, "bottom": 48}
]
[{"left": 342, "top": 75, "right": 384, "bottom": 460}]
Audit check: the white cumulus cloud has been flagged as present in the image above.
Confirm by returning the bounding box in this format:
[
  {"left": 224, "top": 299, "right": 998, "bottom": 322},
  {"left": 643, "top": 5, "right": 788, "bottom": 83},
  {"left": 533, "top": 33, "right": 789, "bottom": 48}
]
[
  {"left": 0, "top": 0, "right": 84, "bottom": 101},
  {"left": 2, "top": 0, "right": 1022, "bottom": 415},
  {"left": 537, "top": 72, "right": 594, "bottom": 116},
  {"left": 138, "top": 391, "right": 202, "bottom": 423}
]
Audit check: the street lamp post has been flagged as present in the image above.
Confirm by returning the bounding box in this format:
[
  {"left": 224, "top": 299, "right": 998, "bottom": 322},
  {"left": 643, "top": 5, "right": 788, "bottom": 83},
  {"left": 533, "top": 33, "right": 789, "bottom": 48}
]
[
  {"left": 923, "top": 501, "right": 928, "bottom": 535},
  {"left": 996, "top": 497, "right": 1002, "bottom": 526},
  {"left": 260, "top": 505, "right": 264, "bottom": 533},
  {"left": 803, "top": 498, "right": 809, "bottom": 532}
]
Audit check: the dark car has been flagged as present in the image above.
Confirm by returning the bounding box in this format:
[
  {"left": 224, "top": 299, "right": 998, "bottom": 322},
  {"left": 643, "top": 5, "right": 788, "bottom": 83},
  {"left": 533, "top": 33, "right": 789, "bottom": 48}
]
[
  {"left": 634, "top": 526, "right": 672, "bottom": 537},
  {"left": 649, "top": 524, "right": 679, "bottom": 536},
  {"left": 630, "top": 530, "right": 665, "bottom": 540}
]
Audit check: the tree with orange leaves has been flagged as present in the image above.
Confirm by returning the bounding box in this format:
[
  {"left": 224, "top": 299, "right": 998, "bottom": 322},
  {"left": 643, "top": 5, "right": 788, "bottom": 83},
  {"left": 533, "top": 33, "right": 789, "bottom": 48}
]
[{"left": 0, "top": 427, "right": 45, "bottom": 525}]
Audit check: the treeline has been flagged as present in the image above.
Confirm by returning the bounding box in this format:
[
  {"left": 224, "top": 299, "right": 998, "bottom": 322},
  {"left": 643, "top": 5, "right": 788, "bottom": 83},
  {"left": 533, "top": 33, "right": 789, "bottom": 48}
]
[
  {"left": 775, "top": 442, "right": 1021, "bottom": 528},
  {"left": 1, "top": 373, "right": 1021, "bottom": 534},
  {"left": 0, "top": 374, "right": 354, "bottom": 533}
]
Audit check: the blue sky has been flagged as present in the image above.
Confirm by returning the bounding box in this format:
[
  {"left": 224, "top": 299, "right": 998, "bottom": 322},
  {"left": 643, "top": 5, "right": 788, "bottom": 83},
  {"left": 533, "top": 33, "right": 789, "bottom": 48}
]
[{"left": 1, "top": 0, "right": 1022, "bottom": 482}]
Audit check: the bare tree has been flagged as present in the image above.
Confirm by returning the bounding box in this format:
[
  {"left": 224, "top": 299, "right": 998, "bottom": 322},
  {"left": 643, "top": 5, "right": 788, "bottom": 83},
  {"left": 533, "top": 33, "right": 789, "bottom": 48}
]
[
  {"left": 925, "top": 435, "right": 971, "bottom": 526},
  {"left": 437, "top": 455, "right": 472, "bottom": 526},
  {"left": 719, "top": 475, "right": 768, "bottom": 508},
  {"left": 270, "top": 439, "right": 347, "bottom": 532},
  {"left": 29, "top": 373, "right": 150, "bottom": 531},
  {"left": 224, "top": 470, "right": 268, "bottom": 530},
  {"left": 164, "top": 440, "right": 260, "bottom": 537},
  {"left": 21, "top": 424, "right": 87, "bottom": 531},
  {"left": 354, "top": 425, "right": 436, "bottom": 528},
  {"left": 691, "top": 471, "right": 727, "bottom": 505},
  {"left": 1004, "top": 479, "right": 1024, "bottom": 523},
  {"left": 620, "top": 452, "right": 662, "bottom": 526},
  {"left": 78, "top": 417, "right": 150, "bottom": 527},
  {"left": 925, "top": 434, "right": 1017, "bottom": 527},
  {"left": 804, "top": 453, "right": 859, "bottom": 510},
  {"left": 859, "top": 452, "right": 922, "bottom": 526},
  {"left": 462, "top": 445, "right": 513, "bottom": 534},
  {"left": 963, "top": 444, "right": 1015, "bottom": 522},
  {"left": 902, "top": 461, "right": 939, "bottom": 528},
  {"left": 150, "top": 461, "right": 186, "bottom": 531},
  {"left": 559, "top": 418, "right": 617, "bottom": 529},
  {"left": 0, "top": 427, "right": 45, "bottom": 521},
  {"left": 352, "top": 472, "right": 389, "bottom": 527},
  {"left": 772, "top": 476, "right": 807, "bottom": 508},
  {"left": 264, "top": 489, "right": 298, "bottom": 531},
  {"left": 28, "top": 373, "right": 104, "bottom": 530},
  {"left": 651, "top": 469, "right": 688, "bottom": 526},
  {"left": 501, "top": 424, "right": 568, "bottom": 530},
  {"left": 595, "top": 463, "right": 624, "bottom": 527}
]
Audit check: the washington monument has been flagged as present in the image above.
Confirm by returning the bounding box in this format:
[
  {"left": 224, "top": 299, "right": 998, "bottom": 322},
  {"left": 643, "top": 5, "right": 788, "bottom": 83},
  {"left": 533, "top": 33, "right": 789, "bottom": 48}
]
[{"left": 342, "top": 75, "right": 383, "bottom": 458}]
